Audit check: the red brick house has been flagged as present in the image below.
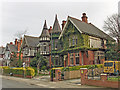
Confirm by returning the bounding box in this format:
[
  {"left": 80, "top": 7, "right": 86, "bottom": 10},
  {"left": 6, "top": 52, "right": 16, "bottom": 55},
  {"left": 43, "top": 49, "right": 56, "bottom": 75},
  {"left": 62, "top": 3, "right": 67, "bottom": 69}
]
[
  {"left": 4, "top": 38, "right": 23, "bottom": 66},
  {"left": 56, "top": 13, "right": 115, "bottom": 67}
]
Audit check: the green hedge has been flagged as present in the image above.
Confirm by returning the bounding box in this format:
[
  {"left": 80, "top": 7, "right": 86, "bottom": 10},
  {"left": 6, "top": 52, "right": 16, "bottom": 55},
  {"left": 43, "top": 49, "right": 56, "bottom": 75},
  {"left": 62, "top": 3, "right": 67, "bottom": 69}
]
[
  {"left": 50, "top": 64, "right": 103, "bottom": 78},
  {"left": 51, "top": 64, "right": 103, "bottom": 72},
  {"left": 63, "top": 64, "right": 103, "bottom": 71},
  {"left": 3, "top": 67, "right": 35, "bottom": 77}
]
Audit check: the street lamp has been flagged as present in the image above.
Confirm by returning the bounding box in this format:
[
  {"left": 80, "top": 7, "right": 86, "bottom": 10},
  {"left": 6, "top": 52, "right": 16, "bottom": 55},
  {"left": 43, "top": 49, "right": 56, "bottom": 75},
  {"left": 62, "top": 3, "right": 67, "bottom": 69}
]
[{"left": 51, "top": 30, "right": 53, "bottom": 68}]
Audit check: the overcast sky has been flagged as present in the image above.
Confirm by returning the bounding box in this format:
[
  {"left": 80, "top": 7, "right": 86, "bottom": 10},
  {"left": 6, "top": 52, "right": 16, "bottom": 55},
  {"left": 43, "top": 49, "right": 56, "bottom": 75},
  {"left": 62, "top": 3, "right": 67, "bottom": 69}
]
[{"left": 0, "top": 0, "right": 119, "bottom": 47}]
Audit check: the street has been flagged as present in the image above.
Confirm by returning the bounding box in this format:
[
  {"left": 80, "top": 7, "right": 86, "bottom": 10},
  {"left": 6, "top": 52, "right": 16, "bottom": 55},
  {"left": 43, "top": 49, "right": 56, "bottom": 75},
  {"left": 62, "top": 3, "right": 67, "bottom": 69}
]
[
  {"left": 2, "top": 78, "right": 43, "bottom": 88},
  {"left": 0, "top": 75, "right": 118, "bottom": 90}
]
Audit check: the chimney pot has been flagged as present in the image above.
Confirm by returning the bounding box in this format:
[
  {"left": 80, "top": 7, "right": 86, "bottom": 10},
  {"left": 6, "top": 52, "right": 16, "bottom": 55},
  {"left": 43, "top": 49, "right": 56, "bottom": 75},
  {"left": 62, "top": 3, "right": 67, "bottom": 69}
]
[
  {"left": 81, "top": 13, "right": 88, "bottom": 23},
  {"left": 10, "top": 42, "right": 13, "bottom": 45}
]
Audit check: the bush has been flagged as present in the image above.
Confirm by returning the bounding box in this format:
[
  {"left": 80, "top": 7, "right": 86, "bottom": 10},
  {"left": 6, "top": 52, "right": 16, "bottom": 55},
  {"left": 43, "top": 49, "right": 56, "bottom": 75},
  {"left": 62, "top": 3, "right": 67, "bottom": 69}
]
[
  {"left": 51, "top": 64, "right": 103, "bottom": 72},
  {"left": 31, "top": 67, "right": 37, "bottom": 76},
  {"left": 3, "top": 67, "right": 35, "bottom": 77}
]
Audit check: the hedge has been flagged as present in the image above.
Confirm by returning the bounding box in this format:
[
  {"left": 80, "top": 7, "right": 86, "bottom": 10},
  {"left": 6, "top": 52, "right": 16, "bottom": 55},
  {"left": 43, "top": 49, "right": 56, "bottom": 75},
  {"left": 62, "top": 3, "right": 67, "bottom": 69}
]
[
  {"left": 51, "top": 64, "right": 103, "bottom": 72},
  {"left": 2, "top": 67, "right": 35, "bottom": 77},
  {"left": 50, "top": 64, "right": 103, "bottom": 78}
]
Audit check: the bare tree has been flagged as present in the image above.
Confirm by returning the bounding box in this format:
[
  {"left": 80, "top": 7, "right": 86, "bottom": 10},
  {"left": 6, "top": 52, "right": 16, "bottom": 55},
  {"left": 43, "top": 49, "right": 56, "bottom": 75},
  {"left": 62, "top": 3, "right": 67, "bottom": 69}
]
[
  {"left": 14, "top": 29, "right": 28, "bottom": 39},
  {"left": 103, "top": 13, "right": 120, "bottom": 50}
]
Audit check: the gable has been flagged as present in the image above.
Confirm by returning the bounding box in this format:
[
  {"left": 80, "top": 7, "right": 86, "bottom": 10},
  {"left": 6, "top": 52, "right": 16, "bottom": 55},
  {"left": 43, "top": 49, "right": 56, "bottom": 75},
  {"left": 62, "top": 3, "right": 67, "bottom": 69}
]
[
  {"left": 60, "top": 20, "right": 81, "bottom": 39},
  {"left": 60, "top": 20, "right": 90, "bottom": 50},
  {"left": 23, "top": 35, "right": 39, "bottom": 48}
]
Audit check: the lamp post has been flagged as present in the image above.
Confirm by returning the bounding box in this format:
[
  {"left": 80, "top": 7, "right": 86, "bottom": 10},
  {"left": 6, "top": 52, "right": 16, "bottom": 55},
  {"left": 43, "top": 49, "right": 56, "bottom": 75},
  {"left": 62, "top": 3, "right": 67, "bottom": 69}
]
[{"left": 51, "top": 30, "right": 53, "bottom": 68}]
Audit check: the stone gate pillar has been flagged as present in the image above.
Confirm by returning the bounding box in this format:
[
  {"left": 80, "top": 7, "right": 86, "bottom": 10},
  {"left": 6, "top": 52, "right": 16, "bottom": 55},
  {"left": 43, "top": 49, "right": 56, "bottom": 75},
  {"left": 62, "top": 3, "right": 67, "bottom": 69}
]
[
  {"left": 55, "top": 68, "right": 61, "bottom": 81},
  {"left": 80, "top": 68, "right": 88, "bottom": 85}
]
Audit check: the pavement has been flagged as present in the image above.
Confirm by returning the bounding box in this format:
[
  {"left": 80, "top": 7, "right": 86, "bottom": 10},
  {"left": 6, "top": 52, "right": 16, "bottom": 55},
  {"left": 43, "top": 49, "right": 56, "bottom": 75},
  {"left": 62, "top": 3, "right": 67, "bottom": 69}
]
[{"left": 0, "top": 75, "right": 103, "bottom": 88}]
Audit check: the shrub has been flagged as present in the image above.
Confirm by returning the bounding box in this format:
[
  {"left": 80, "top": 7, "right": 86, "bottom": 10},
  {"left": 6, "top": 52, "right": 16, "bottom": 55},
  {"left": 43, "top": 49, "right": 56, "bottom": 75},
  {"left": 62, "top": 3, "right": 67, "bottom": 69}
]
[
  {"left": 51, "top": 64, "right": 103, "bottom": 72},
  {"left": 3, "top": 67, "right": 35, "bottom": 77}
]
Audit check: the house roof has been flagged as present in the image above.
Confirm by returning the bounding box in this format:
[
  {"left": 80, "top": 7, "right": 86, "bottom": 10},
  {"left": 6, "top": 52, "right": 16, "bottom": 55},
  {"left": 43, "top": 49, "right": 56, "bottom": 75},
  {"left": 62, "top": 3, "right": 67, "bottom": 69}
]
[
  {"left": 52, "top": 15, "right": 61, "bottom": 33},
  {"left": 0, "top": 47, "right": 5, "bottom": 54},
  {"left": 59, "top": 16, "right": 114, "bottom": 41},
  {"left": 23, "top": 35, "right": 39, "bottom": 47},
  {"left": 40, "top": 20, "right": 50, "bottom": 37},
  {"left": 7, "top": 44, "right": 18, "bottom": 52}
]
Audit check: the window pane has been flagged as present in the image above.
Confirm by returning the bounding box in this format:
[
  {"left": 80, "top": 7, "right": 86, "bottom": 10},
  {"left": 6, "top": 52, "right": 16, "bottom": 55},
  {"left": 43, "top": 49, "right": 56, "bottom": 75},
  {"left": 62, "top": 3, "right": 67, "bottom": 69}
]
[{"left": 76, "top": 57, "right": 79, "bottom": 64}]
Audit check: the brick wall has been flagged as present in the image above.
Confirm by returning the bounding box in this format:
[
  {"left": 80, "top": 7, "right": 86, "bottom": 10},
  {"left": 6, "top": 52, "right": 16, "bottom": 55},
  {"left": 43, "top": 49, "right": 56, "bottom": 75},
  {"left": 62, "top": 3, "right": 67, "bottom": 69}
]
[
  {"left": 64, "top": 70, "right": 81, "bottom": 80},
  {"left": 80, "top": 68, "right": 119, "bottom": 88},
  {"left": 84, "top": 79, "right": 119, "bottom": 88}
]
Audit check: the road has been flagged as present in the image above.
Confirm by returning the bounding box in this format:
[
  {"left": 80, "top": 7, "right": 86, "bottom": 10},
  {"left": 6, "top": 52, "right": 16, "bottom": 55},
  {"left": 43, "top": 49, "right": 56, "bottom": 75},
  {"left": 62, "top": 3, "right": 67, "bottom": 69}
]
[
  {"left": 1, "top": 75, "right": 118, "bottom": 90},
  {"left": 2, "top": 78, "right": 43, "bottom": 88}
]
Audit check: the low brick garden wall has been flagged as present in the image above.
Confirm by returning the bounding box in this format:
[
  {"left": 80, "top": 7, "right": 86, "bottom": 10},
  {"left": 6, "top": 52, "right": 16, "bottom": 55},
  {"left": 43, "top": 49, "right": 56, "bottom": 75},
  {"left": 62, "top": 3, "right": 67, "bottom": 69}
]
[
  {"left": 80, "top": 68, "right": 119, "bottom": 88},
  {"left": 64, "top": 70, "right": 80, "bottom": 79}
]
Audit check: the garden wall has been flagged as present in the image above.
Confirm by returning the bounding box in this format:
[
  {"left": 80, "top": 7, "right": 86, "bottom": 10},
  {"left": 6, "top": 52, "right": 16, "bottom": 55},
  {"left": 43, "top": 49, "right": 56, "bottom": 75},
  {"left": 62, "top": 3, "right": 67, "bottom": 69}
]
[
  {"left": 80, "top": 68, "right": 120, "bottom": 88},
  {"left": 64, "top": 70, "right": 80, "bottom": 79}
]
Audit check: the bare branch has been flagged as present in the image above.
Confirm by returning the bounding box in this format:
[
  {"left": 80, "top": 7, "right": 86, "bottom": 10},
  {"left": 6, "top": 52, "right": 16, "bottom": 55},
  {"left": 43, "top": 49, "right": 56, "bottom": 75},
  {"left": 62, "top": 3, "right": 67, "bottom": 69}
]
[
  {"left": 14, "top": 29, "right": 28, "bottom": 39},
  {"left": 103, "top": 13, "right": 120, "bottom": 42}
]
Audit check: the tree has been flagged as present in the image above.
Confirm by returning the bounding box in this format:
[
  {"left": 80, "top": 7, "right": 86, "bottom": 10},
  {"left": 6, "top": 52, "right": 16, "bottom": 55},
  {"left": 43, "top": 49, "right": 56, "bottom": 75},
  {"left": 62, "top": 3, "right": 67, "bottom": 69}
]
[
  {"left": 105, "top": 41, "right": 120, "bottom": 61},
  {"left": 103, "top": 13, "right": 120, "bottom": 50},
  {"left": 30, "top": 52, "right": 48, "bottom": 75},
  {"left": 10, "top": 52, "right": 18, "bottom": 67},
  {"left": 14, "top": 29, "right": 28, "bottom": 39}
]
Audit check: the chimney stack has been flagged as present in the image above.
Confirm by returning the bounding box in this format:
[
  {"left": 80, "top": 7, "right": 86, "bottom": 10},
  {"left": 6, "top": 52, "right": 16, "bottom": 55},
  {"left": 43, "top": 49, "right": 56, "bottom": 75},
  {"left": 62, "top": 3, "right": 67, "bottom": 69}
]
[
  {"left": 81, "top": 13, "right": 88, "bottom": 23},
  {"left": 20, "top": 38, "right": 22, "bottom": 45},
  {"left": 48, "top": 26, "right": 52, "bottom": 33},
  {"left": 17, "top": 41, "right": 20, "bottom": 51},
  {"left": 15, "top": 39, "right": 17, "bottom": 46},
  {"left": 62, "top": 20, "right": 66, "bottom": 30}
]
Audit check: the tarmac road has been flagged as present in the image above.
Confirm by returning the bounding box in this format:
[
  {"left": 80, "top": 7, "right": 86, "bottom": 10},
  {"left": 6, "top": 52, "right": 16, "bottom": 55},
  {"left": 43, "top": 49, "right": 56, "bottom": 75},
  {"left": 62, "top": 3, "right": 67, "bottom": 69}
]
[{"left": 2, "top": 78, "right": 43, "bottom": 88}]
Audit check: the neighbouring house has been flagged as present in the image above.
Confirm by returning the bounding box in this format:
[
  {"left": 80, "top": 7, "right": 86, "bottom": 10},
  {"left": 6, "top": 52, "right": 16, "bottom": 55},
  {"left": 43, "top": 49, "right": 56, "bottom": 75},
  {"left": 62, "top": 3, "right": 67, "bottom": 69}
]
[
  {"left": 4, "top": 38, "right": 23, "bottom": 66},
  {"left": 21, "top": 35, "right": 39, "bottom": 67},
  {"left": 49, "top": 13, "right": 115, "bottom": 67},
  {"left": 49, "top": 15, "right": 62, "bottom": 67},
  {"left": 37, "top": 20, "right": 50, "bottom": 66},
  {"left": 0, "top": 46, "right": 5, "bottom": 66}
]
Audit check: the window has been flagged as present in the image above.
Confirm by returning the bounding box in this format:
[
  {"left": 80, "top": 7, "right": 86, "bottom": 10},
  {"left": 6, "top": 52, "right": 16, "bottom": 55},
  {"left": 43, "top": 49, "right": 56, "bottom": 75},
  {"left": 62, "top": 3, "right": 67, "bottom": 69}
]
[
  {"left": 44, "top": 46, "right": 46, "bottom": 51},
  {"left": 69, "top": 38, "right": 71, "bottom": 47},
  {"left": 101, "top": 39, "right": 104, "bottom": 47},
  {"left": 55, "top": 44, "right": 57, "bottom": 48},
  {"left": 76, "top": 38, "right": 77, "bottom": 45},
  {"left": 55, "top": 59, "right": 58, "bottom": 65},
  {"left": 72, "top": 39, "right": 75, "bottom": 45},
  {"left": 104, "top": 62, "right": 113, "bottom": 67},
  {"left": 70, "top": 58, "right": 74, "bottom": 65},
  {"left": 76, "top": 57, "right": 79, "bottom": 64}
]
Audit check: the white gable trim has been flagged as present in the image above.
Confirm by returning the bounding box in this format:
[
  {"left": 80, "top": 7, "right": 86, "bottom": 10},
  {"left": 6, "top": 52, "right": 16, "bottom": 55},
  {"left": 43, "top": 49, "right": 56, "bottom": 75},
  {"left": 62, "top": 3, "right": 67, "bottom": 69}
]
[
  {"left": 58, "top": 17, "right": 69, "bottom": 39},
  {"left": 69, "top": 18, "right": 83, "bottom": 34}
]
